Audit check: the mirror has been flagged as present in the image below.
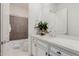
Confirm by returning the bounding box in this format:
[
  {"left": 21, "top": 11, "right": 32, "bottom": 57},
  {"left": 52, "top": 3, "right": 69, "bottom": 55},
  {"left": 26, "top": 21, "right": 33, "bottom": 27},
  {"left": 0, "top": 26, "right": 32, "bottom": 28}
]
[{"left": 55, "top": 8, "right": 68, "bottom": 35}]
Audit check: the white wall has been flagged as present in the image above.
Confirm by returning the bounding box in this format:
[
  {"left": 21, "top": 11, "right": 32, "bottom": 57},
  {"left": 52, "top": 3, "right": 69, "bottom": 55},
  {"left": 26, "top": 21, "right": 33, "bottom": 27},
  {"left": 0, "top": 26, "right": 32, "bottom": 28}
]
[
  {"left": 1, "top": 3, "right": 10, "bottom": 42},
  {"left": 29, "top": 3, "right": 42, "bottom": 35},
  {"left": 41, "top": 4, "right": 57, "bottom": 34},
  {"left": 56, "top": 3, "right": 79, "bottom": 37},
  {"left": 10, "top": 4, "right": 28, "bottom": 17}
]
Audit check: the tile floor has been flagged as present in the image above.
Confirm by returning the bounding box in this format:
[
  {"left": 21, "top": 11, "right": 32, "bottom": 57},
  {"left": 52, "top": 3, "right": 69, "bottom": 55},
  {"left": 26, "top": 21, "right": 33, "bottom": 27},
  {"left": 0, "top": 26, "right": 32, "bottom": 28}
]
[{"left": 2, "top": 39, "right": 28, "bottom": 56}]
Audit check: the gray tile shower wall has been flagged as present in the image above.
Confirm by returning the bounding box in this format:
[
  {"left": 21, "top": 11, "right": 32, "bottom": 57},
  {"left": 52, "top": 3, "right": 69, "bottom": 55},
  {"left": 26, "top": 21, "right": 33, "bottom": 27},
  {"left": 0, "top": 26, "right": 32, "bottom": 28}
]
[{"left": 10, "top": 15, "right": 28, "bottom": 40}]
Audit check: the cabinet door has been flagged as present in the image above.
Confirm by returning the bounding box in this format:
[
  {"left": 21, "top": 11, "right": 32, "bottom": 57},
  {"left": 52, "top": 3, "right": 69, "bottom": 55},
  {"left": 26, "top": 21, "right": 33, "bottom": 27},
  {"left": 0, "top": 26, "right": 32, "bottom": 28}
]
[
  {"left": 32, "top": 39, "right": 47, "bottom": 56},
  {"left": 35, "top": 39, "right": 48, "bottom": 56},
  {"left": 36, "top": 43, "right": 47, "bottom": 56},
  {"left": 32, "top": 39, "right": 37, "bottom": 56}
]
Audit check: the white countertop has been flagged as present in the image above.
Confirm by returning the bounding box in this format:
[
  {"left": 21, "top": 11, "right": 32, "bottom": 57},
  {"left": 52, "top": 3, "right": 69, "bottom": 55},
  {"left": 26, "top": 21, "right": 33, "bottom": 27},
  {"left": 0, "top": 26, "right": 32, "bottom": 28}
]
[{"left": 31, "top": 34, "right": 79, "bottom": 54}]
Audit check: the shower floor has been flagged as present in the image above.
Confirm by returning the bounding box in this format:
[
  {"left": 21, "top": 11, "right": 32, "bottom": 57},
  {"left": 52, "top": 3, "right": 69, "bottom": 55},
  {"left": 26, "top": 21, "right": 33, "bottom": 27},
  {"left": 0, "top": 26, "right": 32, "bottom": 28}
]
[{"left": 2, "top": 39, "right": 28, "bottom": 56}]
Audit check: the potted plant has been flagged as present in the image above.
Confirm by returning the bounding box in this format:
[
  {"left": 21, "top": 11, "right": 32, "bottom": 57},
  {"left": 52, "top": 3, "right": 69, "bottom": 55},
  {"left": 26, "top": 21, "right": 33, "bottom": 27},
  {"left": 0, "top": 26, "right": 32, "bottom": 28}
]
[{"left": 35, "top": 21, "right": 48, "bottom": 35}]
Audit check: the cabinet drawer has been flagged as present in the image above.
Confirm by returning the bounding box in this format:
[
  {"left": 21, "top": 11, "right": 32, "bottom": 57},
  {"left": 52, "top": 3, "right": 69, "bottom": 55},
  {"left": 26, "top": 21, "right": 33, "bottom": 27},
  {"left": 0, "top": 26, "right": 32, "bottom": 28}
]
[{"left": 50, "top": 45, "right": 77, "bottom": 56}]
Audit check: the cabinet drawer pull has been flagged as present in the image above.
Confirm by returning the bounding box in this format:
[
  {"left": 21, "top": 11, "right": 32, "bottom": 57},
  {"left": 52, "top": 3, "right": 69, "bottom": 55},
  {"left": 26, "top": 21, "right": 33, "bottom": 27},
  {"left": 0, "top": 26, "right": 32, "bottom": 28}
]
[
  {"left": 48, "top": 54, "right": 51, "bottom": 56},
  {"left": 45, "top": 52, "right": 51, "bottom": 56},
  {"left": 45, "top": 52, "right": 48, "bottom": 55},
  {"left": 57, "top": 51, "right": 61, "bottom": 55}
]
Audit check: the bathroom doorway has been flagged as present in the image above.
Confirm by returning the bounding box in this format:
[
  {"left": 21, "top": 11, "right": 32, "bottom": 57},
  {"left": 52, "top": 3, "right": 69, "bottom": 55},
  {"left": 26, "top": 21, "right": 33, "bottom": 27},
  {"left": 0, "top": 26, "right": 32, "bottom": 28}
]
[
  {"left": 9, "top": 3, "right": 28, "bottom": 41},
  {"left": 1, "top": 3, "right": 29, "bottom": 56}
]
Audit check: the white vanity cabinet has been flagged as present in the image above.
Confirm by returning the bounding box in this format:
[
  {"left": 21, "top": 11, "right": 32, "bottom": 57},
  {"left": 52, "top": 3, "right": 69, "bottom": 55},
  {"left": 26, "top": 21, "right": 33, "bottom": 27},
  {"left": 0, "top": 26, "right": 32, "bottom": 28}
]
[{"left": 31, "top": 35, "right": 79, "bottom": 56}]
